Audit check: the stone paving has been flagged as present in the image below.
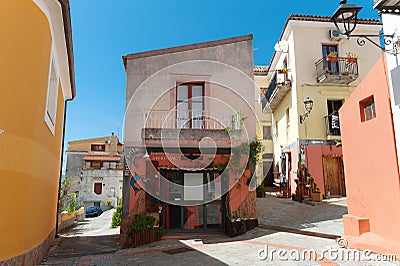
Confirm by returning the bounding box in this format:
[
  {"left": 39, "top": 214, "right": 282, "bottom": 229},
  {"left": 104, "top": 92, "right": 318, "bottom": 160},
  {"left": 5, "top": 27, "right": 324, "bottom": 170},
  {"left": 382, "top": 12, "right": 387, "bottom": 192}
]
[{"left": 40, "top": 195, "right": 400, "bottom": 265}]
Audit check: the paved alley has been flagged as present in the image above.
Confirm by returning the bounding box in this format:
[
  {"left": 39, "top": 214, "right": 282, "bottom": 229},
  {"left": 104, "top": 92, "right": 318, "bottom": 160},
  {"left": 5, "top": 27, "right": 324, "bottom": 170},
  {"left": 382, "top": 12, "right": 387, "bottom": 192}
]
[{"left": 40, "top": 195, "right": 399, "bottom": 265}]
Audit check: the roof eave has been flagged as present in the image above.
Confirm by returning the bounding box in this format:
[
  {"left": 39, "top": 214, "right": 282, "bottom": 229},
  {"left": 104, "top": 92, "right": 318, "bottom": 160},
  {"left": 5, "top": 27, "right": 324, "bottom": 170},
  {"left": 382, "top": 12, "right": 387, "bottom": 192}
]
[{"left": 58, "top": 0, "right": 76, "bottom": 99}]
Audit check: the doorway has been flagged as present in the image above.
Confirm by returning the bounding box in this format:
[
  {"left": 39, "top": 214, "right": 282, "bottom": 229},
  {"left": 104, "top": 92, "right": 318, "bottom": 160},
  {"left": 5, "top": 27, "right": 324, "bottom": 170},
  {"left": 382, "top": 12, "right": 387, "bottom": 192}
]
[
  {"left": 322, "top": 44, "right": 339, "bottom": 74},
  {"left": 323, "top": 155, "right": 346, "bottom": 196},
  {"left": 161, "top": 170, "right": 223, "bottom": 232}
]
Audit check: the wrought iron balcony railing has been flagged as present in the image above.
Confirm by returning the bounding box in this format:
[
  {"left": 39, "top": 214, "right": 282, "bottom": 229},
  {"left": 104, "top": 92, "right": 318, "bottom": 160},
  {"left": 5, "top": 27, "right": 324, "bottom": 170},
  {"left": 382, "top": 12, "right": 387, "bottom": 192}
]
[
  {"left": 316, "top": 57, "right": 359, "bottom": 85},
  {"left": 144, "top": 109, "right": 238, "bottom": 130},
  {"left": 264, "top": 73, "right": 292, "bottom": 111}
]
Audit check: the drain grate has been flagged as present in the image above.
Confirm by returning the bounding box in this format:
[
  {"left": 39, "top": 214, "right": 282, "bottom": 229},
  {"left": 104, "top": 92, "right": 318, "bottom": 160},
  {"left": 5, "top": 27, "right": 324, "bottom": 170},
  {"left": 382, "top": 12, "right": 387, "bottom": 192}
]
[{"left": 162, "top": 247, "right": 194, "bottom": 255}]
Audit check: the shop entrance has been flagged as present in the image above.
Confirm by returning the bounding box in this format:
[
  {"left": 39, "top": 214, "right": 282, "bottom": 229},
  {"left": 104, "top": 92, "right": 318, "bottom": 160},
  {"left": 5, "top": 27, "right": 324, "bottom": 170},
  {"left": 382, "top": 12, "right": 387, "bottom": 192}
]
[{"left": 160, "top": 170, "right": 223, "bottom": 232}]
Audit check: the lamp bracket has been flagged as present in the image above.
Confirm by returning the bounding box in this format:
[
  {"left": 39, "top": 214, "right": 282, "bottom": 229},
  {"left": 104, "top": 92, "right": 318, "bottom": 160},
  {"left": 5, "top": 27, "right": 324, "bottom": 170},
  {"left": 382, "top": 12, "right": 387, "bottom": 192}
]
[{"left": 346, "top": 33, "right": 399, "bottom": 55}]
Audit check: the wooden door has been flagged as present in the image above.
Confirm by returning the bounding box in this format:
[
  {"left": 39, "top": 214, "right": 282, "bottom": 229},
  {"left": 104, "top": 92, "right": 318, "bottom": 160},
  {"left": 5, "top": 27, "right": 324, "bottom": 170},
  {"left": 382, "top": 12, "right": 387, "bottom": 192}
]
[{"left": 323, "top": 156, "right": 345, "bottom": 196}]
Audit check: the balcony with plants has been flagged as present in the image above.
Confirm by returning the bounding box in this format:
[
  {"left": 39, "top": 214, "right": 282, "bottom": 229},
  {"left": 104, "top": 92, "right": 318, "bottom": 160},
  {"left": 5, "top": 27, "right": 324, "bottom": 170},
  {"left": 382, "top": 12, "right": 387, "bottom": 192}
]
[
  {"left": 265, "top": 68, "right": 292, "bottom": 111},
  {"left": 315, "top": 51, "right": 359, "bottom": 85}
]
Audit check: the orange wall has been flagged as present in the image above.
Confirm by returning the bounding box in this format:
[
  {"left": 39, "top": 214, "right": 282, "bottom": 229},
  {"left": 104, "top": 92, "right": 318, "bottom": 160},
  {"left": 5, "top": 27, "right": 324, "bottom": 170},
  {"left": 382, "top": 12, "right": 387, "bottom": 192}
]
[
  {"left": 0, "top": 0, "right": 65, "bottom": 260},
  {"left": 306, "top": 145, "right": 342, "bottom": 195},
  {"left": 340, "top": 54, "right": 400, "bottom": 245}
]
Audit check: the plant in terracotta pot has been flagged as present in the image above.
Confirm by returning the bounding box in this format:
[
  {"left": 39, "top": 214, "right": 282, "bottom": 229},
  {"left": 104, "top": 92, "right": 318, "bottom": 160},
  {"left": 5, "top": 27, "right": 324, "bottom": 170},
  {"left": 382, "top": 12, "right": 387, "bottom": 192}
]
[
  {"left": 326, "top": 51, "right": 338, "bottom": 62},
  {"left": 345, "top": 52, "right": 358, "bottom": 62},
  {"left": 277, "top": 67, "right": 288, "bottom": 74}
]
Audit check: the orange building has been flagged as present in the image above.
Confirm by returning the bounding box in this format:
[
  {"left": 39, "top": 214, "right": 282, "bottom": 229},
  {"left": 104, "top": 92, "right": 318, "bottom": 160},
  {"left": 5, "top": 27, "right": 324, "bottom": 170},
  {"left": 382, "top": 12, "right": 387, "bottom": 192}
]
[
  {"left": 0, "top": 0, "right": 75, "bottom": 264},
  {"left": 340, "top": 54, "right": 400, "bottom": 257}
]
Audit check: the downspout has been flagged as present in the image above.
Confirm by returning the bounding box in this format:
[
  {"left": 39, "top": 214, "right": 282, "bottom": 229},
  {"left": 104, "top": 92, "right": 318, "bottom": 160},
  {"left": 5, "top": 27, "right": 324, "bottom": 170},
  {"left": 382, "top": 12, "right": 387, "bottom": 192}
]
[{"left": 55, "top": 98, "right": 74, "bottom": 237}]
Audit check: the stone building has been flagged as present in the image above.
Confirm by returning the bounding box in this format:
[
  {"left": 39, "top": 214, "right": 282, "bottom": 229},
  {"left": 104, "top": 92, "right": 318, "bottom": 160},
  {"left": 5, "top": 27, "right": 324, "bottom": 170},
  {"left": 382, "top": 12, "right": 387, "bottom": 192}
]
[{"left": 66, "top": 133, "right": 123, "bottom": 209}]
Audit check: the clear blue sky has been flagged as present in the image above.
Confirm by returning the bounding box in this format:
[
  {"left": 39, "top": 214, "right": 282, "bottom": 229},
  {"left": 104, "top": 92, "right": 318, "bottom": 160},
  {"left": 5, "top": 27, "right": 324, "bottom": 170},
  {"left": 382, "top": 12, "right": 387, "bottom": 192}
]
[{"left": 65, "top": 0, "right": 380, "bottom": 144}]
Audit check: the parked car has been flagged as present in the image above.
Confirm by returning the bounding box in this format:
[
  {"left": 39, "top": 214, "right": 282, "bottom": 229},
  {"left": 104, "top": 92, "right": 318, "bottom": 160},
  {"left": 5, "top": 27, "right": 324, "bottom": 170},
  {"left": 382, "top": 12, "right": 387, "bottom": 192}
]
[{"left": 85, "top": 206, "right": 103, "bottom": 217}]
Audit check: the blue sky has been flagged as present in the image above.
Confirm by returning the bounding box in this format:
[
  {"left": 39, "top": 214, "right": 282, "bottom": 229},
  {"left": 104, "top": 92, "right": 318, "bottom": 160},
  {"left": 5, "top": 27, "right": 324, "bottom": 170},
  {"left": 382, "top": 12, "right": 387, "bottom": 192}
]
[{"left": 66, "top": 0, "right": 380, "bottom": 144}]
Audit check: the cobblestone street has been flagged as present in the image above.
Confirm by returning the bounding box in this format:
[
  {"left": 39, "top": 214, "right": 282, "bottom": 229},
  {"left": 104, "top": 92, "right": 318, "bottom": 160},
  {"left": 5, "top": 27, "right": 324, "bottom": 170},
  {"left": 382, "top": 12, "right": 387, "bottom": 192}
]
[{"left": 40, "top": 195, "right": 399, "bottom": 265}]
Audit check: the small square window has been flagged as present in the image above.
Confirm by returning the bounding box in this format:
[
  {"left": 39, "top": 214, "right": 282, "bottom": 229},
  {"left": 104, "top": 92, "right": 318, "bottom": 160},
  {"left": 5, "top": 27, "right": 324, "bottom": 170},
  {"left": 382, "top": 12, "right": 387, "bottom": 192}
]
[
  {"left": 263, "top": 126, "right": 272, "bottom": 140},
  {"left": 360, "top": 96, "right": 376, "bottom": 122}
]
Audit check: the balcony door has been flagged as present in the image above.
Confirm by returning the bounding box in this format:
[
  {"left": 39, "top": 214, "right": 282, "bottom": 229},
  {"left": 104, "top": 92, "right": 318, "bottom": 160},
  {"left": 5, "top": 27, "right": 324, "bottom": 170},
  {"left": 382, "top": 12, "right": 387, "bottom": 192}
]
[
  {"left": 322, "top": 44, "right": 339, "bottom": 74},
  {"left": 176, "top": 83, "right": 204, "bottom": 129}
]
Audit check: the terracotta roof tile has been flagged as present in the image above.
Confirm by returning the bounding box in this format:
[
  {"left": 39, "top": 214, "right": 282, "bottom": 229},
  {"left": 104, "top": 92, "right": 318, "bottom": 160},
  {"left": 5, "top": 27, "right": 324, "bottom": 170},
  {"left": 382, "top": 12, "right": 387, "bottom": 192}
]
[
  {"left": 83, "top": 155, "right": 121, "bottom": 161},
  {"left": 288, "top": 14, "right": 381, "bottom": 25},
  {"left": 254, "top": 66, "right": 269, "bottom": 75}
]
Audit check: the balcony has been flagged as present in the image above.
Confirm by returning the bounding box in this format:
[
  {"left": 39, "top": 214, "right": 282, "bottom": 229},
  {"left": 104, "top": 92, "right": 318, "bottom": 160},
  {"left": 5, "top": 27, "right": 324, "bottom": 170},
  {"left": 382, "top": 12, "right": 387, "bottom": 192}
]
[
  {"left": 265, "top": 73, "right": 292, "bottom": 111},
  {"left": 374, "top": 0, "right": 400, "bottom": 14},
  {"left": 316, "top": 57, "right": 358, "bottom": 85},
  {"left": 142, "top": 109, "right": 242, "bottom": 147},
  {"left": 324, "top": 114, "right": 341, "bottom": 139}
]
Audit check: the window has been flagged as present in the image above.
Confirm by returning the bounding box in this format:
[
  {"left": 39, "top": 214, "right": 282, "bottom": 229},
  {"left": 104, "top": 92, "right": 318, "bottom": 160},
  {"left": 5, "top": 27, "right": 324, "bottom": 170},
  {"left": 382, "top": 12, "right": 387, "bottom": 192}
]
[
  {"left": 322, "top": 44, "right": 339, "bottom": 74},
  {"left": 91, "top": 144, "right": 105, "bottom": 152},
  {"left": 92, "top": 162, "right": 101, "bottom": 169},
  {"left": 263, "top": 126, "right": 272, "bottom": 140},
  {"left": 110, "top": 162, "right": 117, "bottom": 169},
  {"left": 176, "top": 82, "right": 204, "bottom": 129},
  {"left": 360, "top": 96, "right": 376, "bottom": 122},
  {"left": 102, "top": 162, "right": 110, "bottom": 169},
  {"left": 44, "top": 57, "right": 59, "bottom": 134},
  {"left": 94, "top": 183, "right": 102, "bottom": 195},
  {"left": 286, "top": 108, "right": 290, "bottom": 128}
]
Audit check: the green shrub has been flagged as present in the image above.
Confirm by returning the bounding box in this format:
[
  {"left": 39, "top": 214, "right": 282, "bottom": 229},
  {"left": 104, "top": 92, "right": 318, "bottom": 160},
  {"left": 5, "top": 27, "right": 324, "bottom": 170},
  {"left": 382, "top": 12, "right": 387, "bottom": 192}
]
[
  {"left": 131, "top": 212, "right": 156, "bottom": 232},
  {"left": 157, "top": 226, "right": 165, "bottom": 237},
  {"left": 111, "top": 198, "right": 123, "bottom": 228}
]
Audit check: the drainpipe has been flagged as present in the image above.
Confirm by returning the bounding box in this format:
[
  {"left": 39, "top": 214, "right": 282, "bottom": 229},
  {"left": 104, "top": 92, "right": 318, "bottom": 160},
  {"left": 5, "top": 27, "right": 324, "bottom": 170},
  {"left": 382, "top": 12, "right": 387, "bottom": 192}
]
[{"left": 55, "top": 98, "right": 74, "bottom": 238}]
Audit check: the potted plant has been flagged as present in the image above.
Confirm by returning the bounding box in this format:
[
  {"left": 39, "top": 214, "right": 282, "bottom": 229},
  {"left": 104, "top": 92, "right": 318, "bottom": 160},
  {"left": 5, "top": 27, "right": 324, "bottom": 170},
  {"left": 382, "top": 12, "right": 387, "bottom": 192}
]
[
  {"left": 326, "top": 51, "right": 338, "bottom": 62},
  {"left": 345, "top": 52, "right": 358, "bottom": 62},
  {"left": 277, "top": 67, "right": 288, "bottom": 74}
]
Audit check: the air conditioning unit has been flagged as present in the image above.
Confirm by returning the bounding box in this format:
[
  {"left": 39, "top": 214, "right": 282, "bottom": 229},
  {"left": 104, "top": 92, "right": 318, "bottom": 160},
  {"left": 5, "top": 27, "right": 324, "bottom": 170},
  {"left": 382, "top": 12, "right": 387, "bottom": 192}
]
[{"left": 329, "top": 29, "right": 343, "bottom": 40}]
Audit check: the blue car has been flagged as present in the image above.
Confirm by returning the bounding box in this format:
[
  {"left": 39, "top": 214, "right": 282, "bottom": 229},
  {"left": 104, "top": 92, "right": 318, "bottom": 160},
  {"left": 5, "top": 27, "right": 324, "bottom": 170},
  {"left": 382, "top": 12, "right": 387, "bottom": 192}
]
[{"left": 85, "top": 206, "right": 103, "bottom": 217}]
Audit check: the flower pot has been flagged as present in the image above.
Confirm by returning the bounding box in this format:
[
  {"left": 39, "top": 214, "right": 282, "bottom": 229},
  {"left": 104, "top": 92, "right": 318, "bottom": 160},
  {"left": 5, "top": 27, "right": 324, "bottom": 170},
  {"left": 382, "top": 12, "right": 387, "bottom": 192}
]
[
  {"left": 311, "top": 192, "right": 323, "bottom": 202},
  {"left": 327, "top": 57, "right": 338, "bottom": 62},
  {"left": 346, "top": 58, "right": 357, "bottom": 63}
]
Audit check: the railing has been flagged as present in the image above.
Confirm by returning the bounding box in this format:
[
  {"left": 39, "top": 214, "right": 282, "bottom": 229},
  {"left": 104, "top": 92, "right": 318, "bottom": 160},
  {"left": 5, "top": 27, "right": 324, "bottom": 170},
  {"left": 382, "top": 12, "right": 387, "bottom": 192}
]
[
  {"left": 265, "top": 73, "right": 277, "bottom": 102},
  {"left": 144, "top": 109, "right": 238, "bottom": 130},
  {"left": 315, "top": 57, "right": 359, "bottom": 83},
  {"left": 324, "top": 114, "right": 341, "bottom": 136}
]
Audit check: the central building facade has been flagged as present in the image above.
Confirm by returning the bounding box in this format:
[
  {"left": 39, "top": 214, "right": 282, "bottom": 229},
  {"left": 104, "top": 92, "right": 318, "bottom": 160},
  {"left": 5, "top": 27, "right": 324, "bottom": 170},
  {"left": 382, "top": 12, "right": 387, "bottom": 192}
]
[{"left": 122, "top": 35, "right": 259, "bottom": 233}]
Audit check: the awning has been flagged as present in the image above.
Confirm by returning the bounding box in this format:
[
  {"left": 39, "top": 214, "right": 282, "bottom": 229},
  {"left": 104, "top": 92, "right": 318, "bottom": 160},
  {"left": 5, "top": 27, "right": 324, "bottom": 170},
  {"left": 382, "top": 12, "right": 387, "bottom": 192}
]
[
  {"left": 158, "top": 166, "right": 218, "bottom": 172},
  {"left": 83, "top": 155, "right": 120, "bottom": 161}
]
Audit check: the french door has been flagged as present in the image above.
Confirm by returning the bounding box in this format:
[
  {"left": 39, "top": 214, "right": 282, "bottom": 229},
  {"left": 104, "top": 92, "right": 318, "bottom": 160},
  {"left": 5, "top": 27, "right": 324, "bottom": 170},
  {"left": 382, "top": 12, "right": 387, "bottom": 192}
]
[
  {"left": 176, "top": 83, "right": 204, "bottom": 129},
  {"left": 322, "top": 44, "right": 339, "bottom": 74}
]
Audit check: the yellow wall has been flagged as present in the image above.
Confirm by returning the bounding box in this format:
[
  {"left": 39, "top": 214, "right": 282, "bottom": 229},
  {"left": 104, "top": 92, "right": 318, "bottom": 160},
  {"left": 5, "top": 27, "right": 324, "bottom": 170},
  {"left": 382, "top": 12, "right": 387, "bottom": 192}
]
[{"left": 0, "top": 0, "right": 65, "bottom": 260}]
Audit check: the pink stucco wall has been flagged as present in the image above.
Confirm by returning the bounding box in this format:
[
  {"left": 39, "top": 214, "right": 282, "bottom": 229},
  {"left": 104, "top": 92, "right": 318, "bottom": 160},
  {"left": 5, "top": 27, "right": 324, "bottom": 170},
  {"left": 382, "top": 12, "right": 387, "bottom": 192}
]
[
  {"left": 340, "top": 54, "right": 400, "bottom": 256},
  {"left": 306, "top": 145, "right": 343, "bottom": 196}
]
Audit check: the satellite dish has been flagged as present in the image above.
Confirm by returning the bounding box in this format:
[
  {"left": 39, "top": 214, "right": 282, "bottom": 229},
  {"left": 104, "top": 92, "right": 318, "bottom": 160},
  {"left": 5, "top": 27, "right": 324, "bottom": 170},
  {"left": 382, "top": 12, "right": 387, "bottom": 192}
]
[{"left": 274, "top": 41, "right": 289, "bottom": 53}]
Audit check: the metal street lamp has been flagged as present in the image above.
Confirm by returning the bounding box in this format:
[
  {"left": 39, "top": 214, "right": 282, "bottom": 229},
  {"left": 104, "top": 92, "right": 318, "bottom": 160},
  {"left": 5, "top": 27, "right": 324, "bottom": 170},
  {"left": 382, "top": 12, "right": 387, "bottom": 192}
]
[
  {"left": 331, "top": 0, "right": 363, "bottom": 37},
  {"left": 330, "top": 0, "right": 399, "bottom": 55},
  {"left": 300, "top": 97, "right": 314, "bottom": 124}
]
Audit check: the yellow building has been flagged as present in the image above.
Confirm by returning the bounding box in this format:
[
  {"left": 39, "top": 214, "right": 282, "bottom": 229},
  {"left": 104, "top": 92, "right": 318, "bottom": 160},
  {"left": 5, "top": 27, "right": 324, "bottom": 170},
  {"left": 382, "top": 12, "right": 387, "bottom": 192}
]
[
  {"left": 264, "top": 15, "right": 382, "bottom": 198},
  {"left": 0, "top": 0, "right": 75, "bottom": 264},
  {"left": 254, "top": 66, "right": 274, "bottom": 187}
]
